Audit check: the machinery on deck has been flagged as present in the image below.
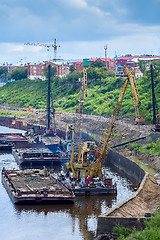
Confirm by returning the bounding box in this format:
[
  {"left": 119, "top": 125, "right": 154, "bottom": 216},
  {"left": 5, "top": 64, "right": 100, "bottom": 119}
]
[
  {"left": 65, "top": 124, "right": 74, "bottom": 157},
  {"left": 66, "top": 67, "right": 143, "bottom": 178}
]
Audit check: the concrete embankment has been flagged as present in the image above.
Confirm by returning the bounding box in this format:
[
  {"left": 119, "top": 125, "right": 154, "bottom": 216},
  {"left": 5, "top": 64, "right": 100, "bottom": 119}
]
[
  {"left": 107, "top": 150, "right": 145, "bottom": 184},
  {"left": 96, "top": 151, "right": 160, "bottom": 238}
]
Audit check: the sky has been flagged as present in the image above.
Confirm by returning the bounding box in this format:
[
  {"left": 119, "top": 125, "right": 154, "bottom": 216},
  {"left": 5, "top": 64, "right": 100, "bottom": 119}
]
[{"left": 0, "top": 0, "right": 160, "bottom": 65}]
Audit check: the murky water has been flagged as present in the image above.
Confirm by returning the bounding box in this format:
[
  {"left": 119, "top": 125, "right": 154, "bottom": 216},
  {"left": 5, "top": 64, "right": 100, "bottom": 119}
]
[{"left": 0, "top": 126, "right": 134, "bottom": 240}]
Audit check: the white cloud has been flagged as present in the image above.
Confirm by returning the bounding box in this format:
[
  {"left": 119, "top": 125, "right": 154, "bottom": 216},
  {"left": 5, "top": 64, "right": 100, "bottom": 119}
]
[
  {"left": 0, "top": 0, "right": 159, "bottom": 64},
  {"left": 67, "top": 0, "right": 88, "bottom": 9},
  {"left": 11, "top": 45, "right": 24, "bottom": 52}
]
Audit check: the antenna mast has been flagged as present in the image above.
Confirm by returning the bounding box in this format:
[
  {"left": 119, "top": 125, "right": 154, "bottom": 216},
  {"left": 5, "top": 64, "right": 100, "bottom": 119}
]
[{"left": 104, "top": 44, "right": 108, "bottom": 68}]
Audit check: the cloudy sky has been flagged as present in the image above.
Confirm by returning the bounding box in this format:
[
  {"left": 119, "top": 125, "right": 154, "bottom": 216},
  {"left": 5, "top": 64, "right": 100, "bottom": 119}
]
[{"left": 0, "top": 0, "right": 160, "bottom": 65}]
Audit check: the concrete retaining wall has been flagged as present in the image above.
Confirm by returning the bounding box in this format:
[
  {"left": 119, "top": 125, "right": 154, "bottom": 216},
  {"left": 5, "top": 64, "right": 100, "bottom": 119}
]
[
  {"left": 96, "top": 172, "right": 149, "bottom": 237},
  {"left": 97, "top": 217, "right": 146, "bottom": 235},
  {"left": 96, "top": 151, "right": 147, "bottom": 238},
  {"left": 106, "top": 150, "right": 145, "bottom": 184}
]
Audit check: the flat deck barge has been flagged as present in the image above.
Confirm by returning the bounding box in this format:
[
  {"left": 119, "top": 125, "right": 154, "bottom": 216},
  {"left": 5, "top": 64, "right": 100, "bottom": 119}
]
[
  {"left": 2, "top": 168, "right": 75, "bottom": 204},
  {"left": 12, "top": 147, "right": 62, "bottom": 167}
]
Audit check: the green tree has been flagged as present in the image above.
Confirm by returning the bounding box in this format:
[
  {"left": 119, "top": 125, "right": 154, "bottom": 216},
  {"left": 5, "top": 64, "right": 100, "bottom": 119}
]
[
  {"left": 0, "top": 67, "right": 9, "bottom": 81},
  {"left": 66, "top": 71, "right": 82, "bottom": 83},
  {"left": 11, "top": 67, "right": 27, "bottom": 80},
  {"left": 43, "top": 66, "right": 57, "bottom": 79},
  {"left": 86, "top": 67, "right": 97, "bottom": 80},
  {"left": 151, "top": 60, "right": 160, "bottom": 77},
  {"left": 91, "top": 59, "right": 105, "bottom": 68},
  {"left": 138, "top": 59, "right": 146, "bottom": 74},
  {"left": 69, "top": 64, "right": 75, "bottom": 73},
  {"left": 124, "top": 54, "right": 132, "bottom": 57}
]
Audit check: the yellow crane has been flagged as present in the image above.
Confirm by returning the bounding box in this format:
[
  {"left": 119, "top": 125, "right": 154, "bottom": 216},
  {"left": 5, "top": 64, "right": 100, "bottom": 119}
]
[
  {"left": 66, "top": 67, "right": 142, "bottom": 178},
  {"left": 125, "top": 68, "right": 145, "bottom": 125}
]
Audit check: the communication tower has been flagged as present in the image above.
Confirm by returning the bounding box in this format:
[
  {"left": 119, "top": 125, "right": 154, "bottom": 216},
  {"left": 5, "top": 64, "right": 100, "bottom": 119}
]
[{"left": 104, "top": 44, "right": 108, "bottom": 67}]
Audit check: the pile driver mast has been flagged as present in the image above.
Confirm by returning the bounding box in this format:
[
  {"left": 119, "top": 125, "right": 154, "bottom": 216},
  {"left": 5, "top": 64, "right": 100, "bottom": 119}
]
[
  {"left": 46, "top": 64, "right": 56, "bottom": 135},
  {"left": 66, "top": 67, "right": 142, "bottom": 178},
  {"left": 66, "top": 68, "right": 89, "bottom": 176},
  {"left": 151, "top": 64, "right": 160, "bottom": 131}
]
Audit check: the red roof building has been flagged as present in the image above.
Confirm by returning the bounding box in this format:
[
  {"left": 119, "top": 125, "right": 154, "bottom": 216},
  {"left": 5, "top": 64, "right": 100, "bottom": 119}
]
[
  {"left": 27, "top": 61, "right": 70, "bottom": 80},
  {"left": 73, "top": 58, "right": 116, "bottom": 72},
  {"left": 73, "top": 61, "right": 83, "bottom": 71},
  {"left": 116, "top": 56, "right": 160, "bottom": 77}
]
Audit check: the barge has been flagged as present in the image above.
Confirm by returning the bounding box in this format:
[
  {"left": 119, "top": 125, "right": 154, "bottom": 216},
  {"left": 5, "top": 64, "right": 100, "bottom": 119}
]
[
  {"left": 60, "top": 176, "right": 117, "bottom": 196},
  {"left": 73, "top": 184, "right": 117, "bottom": 196},
  {"left": 2, "top": 168, "right": 75, "bottom": 204},
  {"left": 0, "top": 133, "right": 28, "bottom": 151},
  {"left": 12, "top": 147, "right": 62, "bottom": 167}
]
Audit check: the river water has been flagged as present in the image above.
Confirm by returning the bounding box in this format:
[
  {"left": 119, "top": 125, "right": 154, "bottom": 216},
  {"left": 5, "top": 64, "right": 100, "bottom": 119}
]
[{"left": 0, "top": 126, "right": 134, "bottom": 240}]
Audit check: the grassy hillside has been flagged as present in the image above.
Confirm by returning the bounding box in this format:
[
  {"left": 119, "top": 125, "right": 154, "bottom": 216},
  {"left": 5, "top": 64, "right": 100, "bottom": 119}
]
[{"left": 0, "top": 67, "right": 159, "bottom": 123}]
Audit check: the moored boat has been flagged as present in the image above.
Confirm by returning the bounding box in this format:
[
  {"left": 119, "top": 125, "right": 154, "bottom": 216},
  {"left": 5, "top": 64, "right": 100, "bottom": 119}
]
[
  {"left": 12, "top": 147, "right": 62, "bottom": 167},
  {"left": 59, "top": 175, "right": 117, "bottom": 196},
  {"left": 2, "top": 168, "right": 75, "bottom": 204}
]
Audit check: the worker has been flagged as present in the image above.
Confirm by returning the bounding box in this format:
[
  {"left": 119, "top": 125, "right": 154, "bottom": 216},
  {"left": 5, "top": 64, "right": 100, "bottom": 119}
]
[{"left": 80, "top": 175, "right": 85, "bottom": 187}]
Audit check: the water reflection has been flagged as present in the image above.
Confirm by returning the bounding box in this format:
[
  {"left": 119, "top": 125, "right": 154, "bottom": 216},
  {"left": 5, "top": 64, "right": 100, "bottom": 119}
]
[{"left": 15, "top": 195, "right": 116, "bottom": 239}]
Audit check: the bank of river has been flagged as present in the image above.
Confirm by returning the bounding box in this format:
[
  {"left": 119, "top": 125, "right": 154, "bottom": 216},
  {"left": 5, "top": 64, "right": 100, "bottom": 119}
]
[{"left": 0, "top": 126, "right": 134, "bottom": 240}]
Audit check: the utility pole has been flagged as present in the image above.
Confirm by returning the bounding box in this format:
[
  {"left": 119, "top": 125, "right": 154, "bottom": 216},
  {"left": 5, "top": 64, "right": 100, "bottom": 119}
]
[
  {"left": 150, "top": 64, "right": 157, "bottom": 125},
  {"left": 104, "top": 44, "right": 108, "bottom": 68},
  {"left": 47, "top": 64, "right": 51, "bottom": 133},
  {"left": 24, "top": 38, "right": 60, "bottom": 60}
]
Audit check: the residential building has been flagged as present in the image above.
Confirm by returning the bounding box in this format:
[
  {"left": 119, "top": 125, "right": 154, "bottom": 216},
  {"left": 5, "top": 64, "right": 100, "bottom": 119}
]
[
  {"left": 27, "top": 61, "right": 70, "bottom": 80},
  {"left": 116, "top": 55, "right": 160, "bottom": 77},
  {"left": 73, "top": 58, "right": 116, "bottom": 72}
]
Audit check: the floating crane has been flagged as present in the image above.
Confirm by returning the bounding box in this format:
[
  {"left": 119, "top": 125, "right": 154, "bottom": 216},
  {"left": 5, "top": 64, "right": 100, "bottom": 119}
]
[{"left": 66, "top": 67, "right": 142, "bottom": 178}]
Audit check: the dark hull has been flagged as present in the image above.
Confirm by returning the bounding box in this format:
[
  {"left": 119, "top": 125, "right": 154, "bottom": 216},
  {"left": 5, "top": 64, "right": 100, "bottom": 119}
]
[
  {"left": 0, "top": 144, "right": 12, "bottom": 152},
  {"left": 73, "top": 186, "right": 117, "bottom": 196},
  {"left": 12, "top": 149, "right": 61, "bottom": 167}
]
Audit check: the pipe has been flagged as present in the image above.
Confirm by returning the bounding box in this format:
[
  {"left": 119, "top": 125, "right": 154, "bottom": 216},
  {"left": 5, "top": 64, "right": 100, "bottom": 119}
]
[{"left": 112, "top": 135, "right": 148, "bottom": 148}]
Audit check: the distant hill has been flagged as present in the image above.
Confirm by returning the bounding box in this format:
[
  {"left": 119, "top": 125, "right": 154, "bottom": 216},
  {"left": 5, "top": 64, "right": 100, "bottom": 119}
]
[{"left": 0, "top": 67, "right": 159, "bottom": 124}]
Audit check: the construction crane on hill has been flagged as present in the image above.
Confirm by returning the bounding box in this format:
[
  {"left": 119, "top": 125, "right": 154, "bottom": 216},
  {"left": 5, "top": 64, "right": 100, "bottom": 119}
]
[
  {"left": 24, "top": 38, "right": 60, "bottom": 60},
  {"left": 125, "top": 67, "right": 145, "bottom": 125}
]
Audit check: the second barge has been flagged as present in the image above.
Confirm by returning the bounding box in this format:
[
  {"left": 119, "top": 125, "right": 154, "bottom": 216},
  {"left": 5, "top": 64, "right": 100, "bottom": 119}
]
[
  {"left": 12, "top": 147, "right": 62, "bottom": 167},
  {"left": 2, "top": 168, "right": 75, "bottom": 204}
]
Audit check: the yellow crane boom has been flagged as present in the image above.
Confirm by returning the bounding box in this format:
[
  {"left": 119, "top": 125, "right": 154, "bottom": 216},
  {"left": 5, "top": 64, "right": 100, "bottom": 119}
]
[{"left": 66, "top": 67, "right": 142, "bottom": 178}]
